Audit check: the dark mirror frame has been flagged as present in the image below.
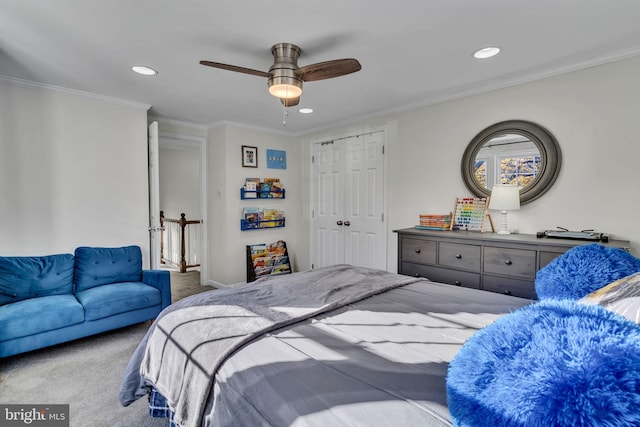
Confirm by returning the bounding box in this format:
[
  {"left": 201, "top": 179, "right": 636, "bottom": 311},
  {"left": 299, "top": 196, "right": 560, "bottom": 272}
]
[{"left": 461, "top": 120, "right": 562, "bottom": 205}]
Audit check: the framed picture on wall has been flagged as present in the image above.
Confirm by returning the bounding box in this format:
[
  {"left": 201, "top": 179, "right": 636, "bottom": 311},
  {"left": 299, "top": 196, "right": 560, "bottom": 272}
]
[{"left": 242, "top": 145, "right": 258, "bottom": 168}]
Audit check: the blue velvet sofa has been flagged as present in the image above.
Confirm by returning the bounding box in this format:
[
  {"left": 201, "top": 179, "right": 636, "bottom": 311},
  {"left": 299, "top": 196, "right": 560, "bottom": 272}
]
[{"left": 0, "top": 245, "right": 171, "bottom": 358}]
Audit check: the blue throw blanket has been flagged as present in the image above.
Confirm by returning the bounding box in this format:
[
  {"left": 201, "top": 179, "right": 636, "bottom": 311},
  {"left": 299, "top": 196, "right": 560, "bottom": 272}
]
[{"left": 119, "top": 265, "right": 422, "bottom": 427}]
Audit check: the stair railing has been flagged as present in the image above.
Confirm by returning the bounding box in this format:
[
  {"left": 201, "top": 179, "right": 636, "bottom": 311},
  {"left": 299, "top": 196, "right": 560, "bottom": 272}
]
[{"left": 160, "top": 211, "right": 202, "bottom": 273}]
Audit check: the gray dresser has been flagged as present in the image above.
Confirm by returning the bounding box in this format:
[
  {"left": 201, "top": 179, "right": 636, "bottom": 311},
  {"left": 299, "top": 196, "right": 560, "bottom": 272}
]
[{"left": 394, "top": 228, "right": 630, "bottom": 300}]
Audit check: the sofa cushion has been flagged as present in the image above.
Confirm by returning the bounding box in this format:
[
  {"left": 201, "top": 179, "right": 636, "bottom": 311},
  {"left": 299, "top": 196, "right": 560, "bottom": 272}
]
[
  {"left": 0, "top": 254, "right": 75, "bottom": 306},
  {"left": 75, "top": 246, "right": 143, "bottom": 292},
  {"left": 0, "top": 295, "right": 85, "bottom": 341},
  {"left": 76, "top": 282, "right": 161, "bottom": 321}
]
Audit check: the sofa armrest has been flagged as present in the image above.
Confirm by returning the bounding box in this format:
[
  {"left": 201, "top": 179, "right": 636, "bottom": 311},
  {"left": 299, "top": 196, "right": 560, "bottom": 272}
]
[{"left": 142, "top": 270, "right": 171, "bottom": 309}]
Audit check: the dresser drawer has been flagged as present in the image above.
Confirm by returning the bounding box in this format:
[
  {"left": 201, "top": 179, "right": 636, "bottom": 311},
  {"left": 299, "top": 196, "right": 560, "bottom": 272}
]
[
  {"left": 402, "top": 262, "right": 480, "bottom": 289},
  {"left": 483, "top": 275, "right": 536, "bottom": 300},
  {"left": 483, "top": 246, "right": 536, "bottom": 279},
  {"left": 401, "top": 238, "right": 436, "bottom": 264},
  {"left": 439, "top": 242, "right": 481, "bottom": 272},
  {"left": 539, "top": 250, "right": 567, "bottom": 268}
]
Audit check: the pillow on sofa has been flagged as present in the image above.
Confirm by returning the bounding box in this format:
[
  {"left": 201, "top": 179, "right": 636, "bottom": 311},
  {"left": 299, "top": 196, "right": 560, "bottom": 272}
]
[
  {"left": 579, "top": 272, "right": 640, "bottom": 324},
  {"left": 74, "top": 246, "right": 143, "bottom": 292},
  {"left": 535, "top": 243, "right": 640, "bottom": 300},
  {"left": 0, "top": 254, "right": 75, "bottom": 305},
  {"left": 446, "top": 299, "right": 640, "bottom": 427}
]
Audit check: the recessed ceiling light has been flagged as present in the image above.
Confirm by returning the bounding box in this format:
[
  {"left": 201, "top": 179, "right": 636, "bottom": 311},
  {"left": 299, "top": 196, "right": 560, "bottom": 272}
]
[
  {"left": 473, "top": 46, "right": 501, "bottom": 59},
  {"left": 299, "top": 108, "right": 314, "bottom": 114},
  {"left": 131, "top": 65, "right": 158, "bottom": 76}
]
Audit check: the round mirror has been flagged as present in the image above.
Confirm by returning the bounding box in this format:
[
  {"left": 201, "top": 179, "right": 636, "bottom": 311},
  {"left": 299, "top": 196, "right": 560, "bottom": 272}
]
[{"left": 461, "top": 120, "right": 562, "bottom": 205}]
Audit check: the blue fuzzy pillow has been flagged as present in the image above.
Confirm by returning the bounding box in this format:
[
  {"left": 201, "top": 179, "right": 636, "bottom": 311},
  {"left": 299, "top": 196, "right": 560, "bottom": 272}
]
[
  {"left": 535, "top": 243, "right": 640, "bottom": 300},
  {"left": 446, "top": 300, "right": 640, "bottom": 427}
]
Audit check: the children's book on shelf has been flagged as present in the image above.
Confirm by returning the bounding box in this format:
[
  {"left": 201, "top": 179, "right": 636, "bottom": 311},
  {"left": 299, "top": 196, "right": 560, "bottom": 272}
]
[
  {"left": 259, "top": 182, "right": 271, "bottom": 198},
  {"left": 269, "top": 180, "right": 284, "bottom": 198},
  {"left": 249, "top": 243, "right": 268, "bottom": 259},
  {"left": 241, "top": 207, "right": 284, "bottom": 230},
  {"left": 246, "top": 240, "right": 292, "bottom": 282},
  {"left": 271, "top": 264, "right": 290, "bottom": 274},
  {"left": 243, "top": 207, "right": 262, "bottom": 229},
  {"left": 242, "top": 178, "right": 285, "bottom": 199},
  {"left": 243, "top": 178, "right": 260, "bottom": 198}
]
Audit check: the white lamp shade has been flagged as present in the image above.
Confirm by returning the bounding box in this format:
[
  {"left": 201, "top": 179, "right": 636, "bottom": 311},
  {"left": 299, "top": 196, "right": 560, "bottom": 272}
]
[{"left": 489, "top": 184, "right": 520, "bottom": 211}]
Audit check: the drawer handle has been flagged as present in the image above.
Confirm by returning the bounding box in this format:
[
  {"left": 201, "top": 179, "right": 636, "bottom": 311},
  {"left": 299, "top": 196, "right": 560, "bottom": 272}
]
[
  {"left": 415, "top": 249, "right": 421, "bottom": 254},
  {"left": 504, "top": 260, "right": 513, "bottom": 265},
  {"left": 454, "top": 281, "right": 462, "bottom": 286},
  {"left": 455, "top": 254, "right": 462, "bottom": 259}
]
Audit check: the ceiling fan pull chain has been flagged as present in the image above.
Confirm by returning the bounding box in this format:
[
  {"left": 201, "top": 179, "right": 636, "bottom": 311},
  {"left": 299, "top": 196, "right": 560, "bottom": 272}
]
[{"left": 282, "top": 103, "right": 288, "bottom": 127}]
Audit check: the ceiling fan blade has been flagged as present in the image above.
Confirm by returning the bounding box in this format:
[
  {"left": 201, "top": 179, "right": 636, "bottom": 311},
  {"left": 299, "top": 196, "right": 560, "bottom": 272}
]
[
  {"left": 296, "top": 58, "right": 361, "bottom": 82},
  {"left": 280, "top": 96, "right": 300, "bottom": 107},
  {"left": 199, "top": 60, "right": 271, "bottom": 78}
]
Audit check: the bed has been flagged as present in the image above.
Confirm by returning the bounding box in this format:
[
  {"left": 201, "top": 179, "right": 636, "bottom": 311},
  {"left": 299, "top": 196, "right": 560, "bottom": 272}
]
[{"left": 119, "top": 264, "right": 535, "bottom": 426}]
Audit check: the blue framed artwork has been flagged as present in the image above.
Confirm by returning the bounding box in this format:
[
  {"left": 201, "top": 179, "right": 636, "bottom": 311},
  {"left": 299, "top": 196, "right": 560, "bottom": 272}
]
[{"left": 266, "top": 149, "right": 287, "bottom": 169}]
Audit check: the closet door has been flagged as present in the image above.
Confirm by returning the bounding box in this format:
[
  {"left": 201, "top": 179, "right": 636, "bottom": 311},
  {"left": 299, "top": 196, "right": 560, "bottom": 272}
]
[
  {"left": 343, "top": 132, "right": 386, "bottom": 268},
  {"left": 311, "top": 131, "right": 386, "bottom": 270},
  {"left": 313, "top": 140, "right": 345, "bottom": 268}
]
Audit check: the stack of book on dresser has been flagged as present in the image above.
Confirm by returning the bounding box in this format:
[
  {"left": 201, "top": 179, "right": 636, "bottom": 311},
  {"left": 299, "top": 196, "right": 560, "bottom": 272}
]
[{"left": 416, "top": 213, "right": 451, "bottom": 230}]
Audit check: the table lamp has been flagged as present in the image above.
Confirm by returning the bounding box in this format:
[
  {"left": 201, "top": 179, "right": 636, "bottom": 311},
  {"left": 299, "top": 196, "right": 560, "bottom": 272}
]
[{"left": 489, "top": 184, "right": 520, "bottom": 234}]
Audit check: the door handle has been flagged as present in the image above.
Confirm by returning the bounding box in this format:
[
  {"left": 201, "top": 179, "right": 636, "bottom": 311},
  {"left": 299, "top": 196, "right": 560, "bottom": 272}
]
[
  {"left": 344, "top": 221, "right": 351, "bottom": 226},
  {"left": 337, "top": 221, "right": 343, "bottom": 226}
]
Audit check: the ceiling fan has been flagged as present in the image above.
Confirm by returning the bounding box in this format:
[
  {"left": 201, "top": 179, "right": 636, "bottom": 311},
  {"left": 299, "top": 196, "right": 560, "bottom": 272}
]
[{"left": 200, "top": 43, "right": 361, "bottom": 107}]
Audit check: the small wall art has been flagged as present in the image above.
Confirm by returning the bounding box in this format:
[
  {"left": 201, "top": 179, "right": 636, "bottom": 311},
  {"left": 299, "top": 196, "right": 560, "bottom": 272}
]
[
  {"left": 242, "top": 145, "right": 258, "bottom": 168},
  {"left": 266, "top": 149, "right": 286, "bottom": 169}
]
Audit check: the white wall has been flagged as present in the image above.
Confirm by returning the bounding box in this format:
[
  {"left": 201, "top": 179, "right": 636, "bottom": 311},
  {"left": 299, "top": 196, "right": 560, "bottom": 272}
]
[
  {"left": 0, "top": 79, "right": 151, "bottom": 263},
  {"left": 206, "top": 123, "right": 300, "bottom": 285},
  {"left": 301, "top": 56, "right": 640, "bottom": 271},
  {"left": 7, "top": 55, "right": 635, "bottom": 282},
  {"left": 159, "top": 144, "right": 201, "bottom": 219}
]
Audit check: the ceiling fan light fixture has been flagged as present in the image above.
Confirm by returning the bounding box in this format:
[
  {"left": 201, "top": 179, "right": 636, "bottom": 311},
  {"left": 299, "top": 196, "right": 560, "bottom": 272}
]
[
  {"left": 269, "top": 83, "right": 303, "bottom": 99},
  {"left": 268, "top": 75, "right": 303, "bottom": 99}
]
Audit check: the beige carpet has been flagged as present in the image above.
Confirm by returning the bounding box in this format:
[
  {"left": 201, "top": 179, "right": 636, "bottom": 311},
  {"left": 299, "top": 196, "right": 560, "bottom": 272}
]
[
  {"left": 169, "top": 270, "right": 215, "bottom": 302},
  {"left": 0, "top": 270, "right": 213, "bottom": 427}
]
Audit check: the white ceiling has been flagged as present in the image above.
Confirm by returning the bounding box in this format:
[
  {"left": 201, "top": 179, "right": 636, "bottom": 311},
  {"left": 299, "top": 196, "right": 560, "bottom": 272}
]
[{"left": 2, "top": 0, "right": 640, "bottom": 135}]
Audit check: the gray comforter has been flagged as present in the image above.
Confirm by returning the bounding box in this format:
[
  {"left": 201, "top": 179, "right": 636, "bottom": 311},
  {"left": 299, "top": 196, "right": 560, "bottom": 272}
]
[
  {"left": 120, "top": 265, "right": 531, "bottom": 426},
  {"left": 120, "top": 265, "right": 424, "bottom": 426}
]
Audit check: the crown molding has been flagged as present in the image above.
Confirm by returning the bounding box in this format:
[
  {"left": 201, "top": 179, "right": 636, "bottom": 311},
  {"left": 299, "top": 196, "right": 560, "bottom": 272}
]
[
  {"left": 149, "top": 115, "right": 207, "bottom": 131},
  {"left": 0, "top": 75, "right": 151, "bottom": 110},
  {"left": 207, "top": 120, "right": 293, "bottom": 137},
  {"left": 295, "top": 47, "right": 640, "bottom": 138}
]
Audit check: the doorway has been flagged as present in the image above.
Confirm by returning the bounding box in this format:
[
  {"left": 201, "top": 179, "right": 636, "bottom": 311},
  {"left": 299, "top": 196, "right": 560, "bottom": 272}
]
[
  {"left": 310, "top": 130, "right": 387, "bottom": 270},
  {"left": 151, "top": 127, "right": 208, "bottom": 285}
]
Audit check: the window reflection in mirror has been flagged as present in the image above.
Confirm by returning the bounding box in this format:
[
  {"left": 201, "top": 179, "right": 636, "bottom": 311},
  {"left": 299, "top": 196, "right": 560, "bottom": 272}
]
[
  {"left": 473, "top": 133, "right": 541, "bottom": 190},
  {"left": 461, "top": 120, "right": 561, "bottom": 205}
]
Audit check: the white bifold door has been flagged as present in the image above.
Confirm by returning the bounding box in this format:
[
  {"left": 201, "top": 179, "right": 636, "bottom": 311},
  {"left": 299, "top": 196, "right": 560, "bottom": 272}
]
[{"left": 311, "top": 131, "right": 386, "bottom": 270}]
